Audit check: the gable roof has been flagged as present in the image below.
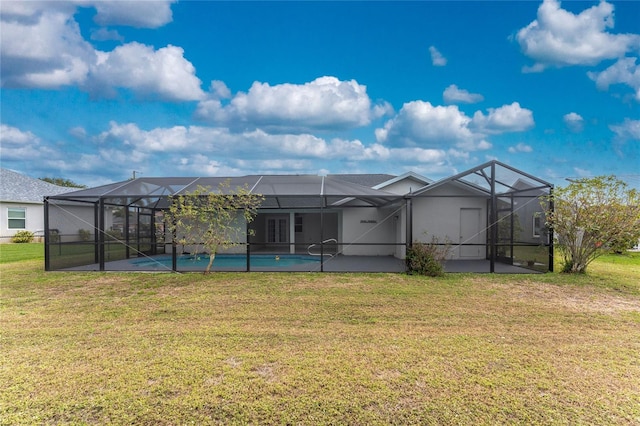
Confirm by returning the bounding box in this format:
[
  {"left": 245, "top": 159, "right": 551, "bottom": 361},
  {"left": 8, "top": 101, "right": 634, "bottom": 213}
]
[
  {"left": 373, "top": 171, "right": 433, "bottom": 191},
  {"left": 412, "top": 160, "right": 552, "bottom": 197},
  {"left": 0, "top": 168, "right": 75, "bottom": 203}
]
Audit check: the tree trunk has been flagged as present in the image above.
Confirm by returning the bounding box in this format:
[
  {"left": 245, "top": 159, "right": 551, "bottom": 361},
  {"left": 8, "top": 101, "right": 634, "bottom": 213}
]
[{"left": 205, "top": 252, "right": 216, "bottom": 273}]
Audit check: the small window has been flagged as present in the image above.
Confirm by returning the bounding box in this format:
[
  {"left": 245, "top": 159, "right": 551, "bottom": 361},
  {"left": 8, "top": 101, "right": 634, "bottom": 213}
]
[
  {"left": 532, "top": 212, "right": 542, "bottom": 238},
  {"left": 295, "top": 214, "right": 303, "bottom": 233},
  {"left": 8, "top": 208, "right": 26, "bottom": 229}
]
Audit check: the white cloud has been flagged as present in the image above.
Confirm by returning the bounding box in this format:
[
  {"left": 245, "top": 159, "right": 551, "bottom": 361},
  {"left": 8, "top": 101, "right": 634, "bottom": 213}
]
[
  {"left": 69, "top": 126, "right": 87, "bottom": 139},
  {"left": 508, "top": 143, "right": 533, "bottom": 154},
  {"left": 588, "top": 57, "right": 640, "bottom": 101},
  {"left": 471, "top": 102, "right": 534, "bottom": 134},
  {"left": 0, "top": 124, "right": 54, "bottom": 161},
  {"left": 88, "top": 43, "right": 205, "bottom": 101},
  {"left": 209, "top": 80, "right": 232, "bottom": 100},
  {"left": 93, "top": 122, "right": 459, "bottom": 176},
  {"left": 375, "top": 101, "right": 475, "bottom": 147},
  {"left": 0, "top": 1, "right": 202, "bottom": 101},
  {"left": 610, "top": 119, "right": 640, "bottom": 141},
  {"left": 97, "top": 121, "right": 207, "bottom": 152},
  {"left": 563, "top": 112, "right": 584, "bottom": 132},
  {"left": 0, "top": 6, "right": 95, "bottom": 87},
  {"left": 90, "top": 27, "right": 124, "bottom": 42},
  {"left": 429, "top": 46, "right": 447, "bottom": 66},
  {"left": 196, "top": 76, "right": 392, "bottom": 132},
  {"left": 92, "top": 1, "right": 175, "bottom": 28},
  {"left": 516, "top": 0, "right": 640, "bottom": 72},
  {"left": 443, "top": 84, "right": 484, "bottom": 104},
  {"left": 376, "top": 101, "right": 532, "bottom": 153},
  {"left": 573, "top": 167, "right": 592, "bottom": 178}
]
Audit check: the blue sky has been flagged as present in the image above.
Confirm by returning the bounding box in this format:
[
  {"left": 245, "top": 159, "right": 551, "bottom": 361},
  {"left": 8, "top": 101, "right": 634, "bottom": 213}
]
[{"left": 1, "top": 0, "right": 639, "bottom": 188}]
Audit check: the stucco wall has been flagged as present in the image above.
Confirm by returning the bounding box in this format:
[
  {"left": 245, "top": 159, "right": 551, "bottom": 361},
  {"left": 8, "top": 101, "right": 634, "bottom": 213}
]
[
  {"left": 341, "top": 207, "right": 398, "bottom": 256},
  {"left": 0, "top": 202, "right": 45, "bottom": 242},
  {"left": 412, "top": 185, "right": 487, "bottom": 260}
]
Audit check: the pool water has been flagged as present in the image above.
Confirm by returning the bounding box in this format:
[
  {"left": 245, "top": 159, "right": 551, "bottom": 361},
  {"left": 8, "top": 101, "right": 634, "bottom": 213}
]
[{"left": 131, "top": 254, "right": 321, "bottom": 269}]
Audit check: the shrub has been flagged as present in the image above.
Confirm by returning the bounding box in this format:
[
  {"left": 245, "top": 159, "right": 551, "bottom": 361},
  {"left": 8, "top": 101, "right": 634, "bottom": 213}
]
[
  {"left": 49, "top": 229, "right": 60, "bottom": 243},
  {"left": 11, "top": 230, "right": 34, "bottom": 243},
  {"left": 78, "top": 229, "right": 92, "bottom": 241},
  {"left": 406, "top": 237, "right": 450, "bottom": 277}
]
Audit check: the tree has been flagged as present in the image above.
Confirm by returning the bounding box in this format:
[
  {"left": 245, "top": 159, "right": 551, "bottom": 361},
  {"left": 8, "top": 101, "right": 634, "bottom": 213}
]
[
  {"left": 163, "top": 181, "right": 264, "bottom": 273},
  {"left": 542, "top": 176, "right": 640, "bottom": 273},
  {"left": 39, "top": 177, "right": 87, "bottom": 188}
]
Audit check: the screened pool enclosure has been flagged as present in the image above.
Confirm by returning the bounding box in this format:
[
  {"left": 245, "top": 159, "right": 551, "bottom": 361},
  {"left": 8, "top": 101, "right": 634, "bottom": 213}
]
[{"left": 44, "top": 161, "right": 554, "bottom": 273}]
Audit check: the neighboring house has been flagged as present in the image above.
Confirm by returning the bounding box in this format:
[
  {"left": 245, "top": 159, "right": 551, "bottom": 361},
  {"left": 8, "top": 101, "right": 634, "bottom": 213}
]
[
  {"left": 0, "top": 168, "right": 75, "bottom": 243},
  {"left": 44, "top": 160, "right": 553, "bottom": 272}
]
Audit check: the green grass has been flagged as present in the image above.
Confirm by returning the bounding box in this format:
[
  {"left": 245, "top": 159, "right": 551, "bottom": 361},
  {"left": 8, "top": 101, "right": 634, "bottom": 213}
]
[
  {"left": 1, "top": 247, "right": 639, "bottom": 424},
  {"left": 0, "top": 243, "right": 44, "bottom": 263}
]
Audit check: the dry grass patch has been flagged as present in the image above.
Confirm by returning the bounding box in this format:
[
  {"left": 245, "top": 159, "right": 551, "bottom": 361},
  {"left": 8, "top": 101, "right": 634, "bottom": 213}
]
[{"left": 1, "top": 254, "right": 640, "bottom": 424}]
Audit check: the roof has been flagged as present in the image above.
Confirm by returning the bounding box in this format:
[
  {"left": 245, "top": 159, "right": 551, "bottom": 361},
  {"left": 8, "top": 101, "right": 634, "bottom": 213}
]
[
  {"left": 328, "top": 174, "right": 396, "bottom": 188},
  {"left": 413, "top": 160, "right": 552, "bottom": 197},
  {"left": 47, "top": 174, "right": 405, "bottom": 209},
  {"left": 0, "top": 168, "right": 75, "bottom": 203},
  {"left": 373, "top": 171, "right": 432, "bottom": 191}
]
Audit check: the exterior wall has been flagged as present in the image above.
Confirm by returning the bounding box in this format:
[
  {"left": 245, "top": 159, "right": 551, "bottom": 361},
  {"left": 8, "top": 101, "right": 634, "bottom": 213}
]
[
  {"left": 412, "top": 185, "right": 487, "bottom": 260},
  {"left": 395, "top": 203, "right": 407, "bottom": 259},
  {"left": 380, "top": 178, "right": 427, "bottom": 195},
  {"left": 0, "top": 201, "right": 45, "bottom": 242},
  {"left": 341, "top": 206, "right": 397, "bottom": 256}
]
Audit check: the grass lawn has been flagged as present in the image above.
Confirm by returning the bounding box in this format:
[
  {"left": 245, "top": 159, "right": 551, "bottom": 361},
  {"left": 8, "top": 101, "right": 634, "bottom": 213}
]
[{"left": 1, "top": 245, "right": 639, "bottom": 424}]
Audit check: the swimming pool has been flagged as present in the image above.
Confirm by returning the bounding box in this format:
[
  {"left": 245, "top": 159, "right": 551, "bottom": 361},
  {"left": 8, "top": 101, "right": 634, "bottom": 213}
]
[{"left": 130, "top": 253, "right": 321, "bottom": 270}]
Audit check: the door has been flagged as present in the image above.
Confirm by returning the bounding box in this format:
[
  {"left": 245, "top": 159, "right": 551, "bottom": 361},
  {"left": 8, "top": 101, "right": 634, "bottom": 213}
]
[
  {"left": 267, "top": 216, "right": 289, "bottom": 243},
  {"left": 460, "top": 208, "right": 482, "bottom": 258}
]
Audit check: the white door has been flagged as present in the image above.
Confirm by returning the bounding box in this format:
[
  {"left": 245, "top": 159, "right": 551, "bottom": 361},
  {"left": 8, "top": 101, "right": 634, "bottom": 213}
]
[{"left": 460, "top": 208, "right": 482, "bottom": 258}]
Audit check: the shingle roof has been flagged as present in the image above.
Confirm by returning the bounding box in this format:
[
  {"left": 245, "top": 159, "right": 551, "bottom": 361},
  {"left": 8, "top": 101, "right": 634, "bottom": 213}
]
[
  {"left": 0, "top": 168, "right": 76, "bottom": 203},
  {"left": 327, "top": 174, "right": 396, "bottom": 187}
]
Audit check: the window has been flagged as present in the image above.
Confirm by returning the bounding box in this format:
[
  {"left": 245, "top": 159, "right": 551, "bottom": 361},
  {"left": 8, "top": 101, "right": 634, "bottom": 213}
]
[
  {"left": 295, "top": 214, "right": 303, "bottom": 233},
  {"left": 532, "top": 212, "right": 542, "bottom": 238},
  {"left": 8, "top": 208, "right": 26, "bottom": 229}
]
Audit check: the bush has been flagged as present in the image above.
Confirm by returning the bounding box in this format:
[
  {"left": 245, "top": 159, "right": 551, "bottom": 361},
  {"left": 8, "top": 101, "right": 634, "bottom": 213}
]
[
  {"left": 78, "top": 229, "right": 92, "bottom": 241},
  {"left": 49, "top": 229, "right": 60, "bottom": 243},
  {"left": 11, "top": 230, "right": 34, "bottom": 243},
  {"left": 406, "top": 237, "right": 450, "bottom": 277}
]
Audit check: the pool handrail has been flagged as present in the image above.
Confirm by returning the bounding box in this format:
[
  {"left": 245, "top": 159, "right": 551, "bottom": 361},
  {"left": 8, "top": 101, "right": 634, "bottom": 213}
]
[{"left": 307, "top": 238, "right": 338, "bottom": 257}]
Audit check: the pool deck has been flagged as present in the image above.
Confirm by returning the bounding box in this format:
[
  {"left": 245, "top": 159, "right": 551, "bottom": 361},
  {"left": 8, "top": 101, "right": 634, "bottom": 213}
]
[{"left": 62, "top": 254, "right": 541, "bottom": 274}]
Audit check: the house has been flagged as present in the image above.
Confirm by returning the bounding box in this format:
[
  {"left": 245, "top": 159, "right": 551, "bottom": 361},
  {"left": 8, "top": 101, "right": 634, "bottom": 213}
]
[
  {"left": 43, "top": 160, "right": 553, "bottom": 273},
  {"left": 0, "top": 168, "right": 75, "bottom": 243}
]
